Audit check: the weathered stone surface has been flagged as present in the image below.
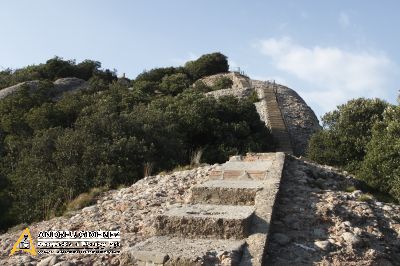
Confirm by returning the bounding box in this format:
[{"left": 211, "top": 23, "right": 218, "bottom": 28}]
[
  {"left": 342, "top": 232, "right": 361, "bottom": 246},
  {"left": 314, "top": 240, "right": 331, "bottom": 251},
  {"left": 0, "top": 80, "right": 40, "bottom": 99},
  {"left": 156, "top": 204, "right": 254, "bottom": 239},
  {"left": 0, "top": 77, "right": 88, "bottom": 101},
  {"left": 0, "top": 149, "right": 398, "bottom": 265},
  {"left": 264, "top": 156, "right": 400, "bottom": 265},
  {"left": 191, "top": 180, "right": 263, "bottom": 205},
  {"left": 274, "top": 85, "right": 321, "bottom": 156},
  {"left": 122, "top": 236, "right": 244, "bottom": 265},
  {"left": 53, "top": 77, "right": 87, "bottom": 94}
]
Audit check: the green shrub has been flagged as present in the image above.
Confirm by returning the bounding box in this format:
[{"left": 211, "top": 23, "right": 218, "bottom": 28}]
[
  {"left": 248, "top": 90, "right": 259, "bottom": 103},
  {"left": 358, "top": 105, "right": 400, "bottom": 202},
  {"left": 211, "top": 76, "right": 233, "bottom": 91},
  {"left": 193, "top": 80, "right": 212, "bottom": 92},
  {"left": 344, "top": 186, "right": 356, "bottom": 193},
  {"left": 307, "top": 98, "right": 389, "bottom": 172},
  {"left": 159, "top": 73, "right": 191, "bottom": 96},
  {"left": 0, "top": 54, "right": 275, "bottom": 232},
  {"left": 184, "top": 53, "right": 229, "bottom": 80},
  {"left": 357, "top": 194, "right": 373, "bottom": 202}
]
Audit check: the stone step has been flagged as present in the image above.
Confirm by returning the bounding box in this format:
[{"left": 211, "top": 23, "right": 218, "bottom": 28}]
[
  {"left": 209, "top": 170, "right": 267, "bottom": 180},
  {"left": 122, "top": 236, "right": 245, "bottom": 265},
  {"left": 156, "top": 204, "right": 254, "bottom": 239},
  {"left": 191, "top": 180, "right": 264, "bottom": 205}
]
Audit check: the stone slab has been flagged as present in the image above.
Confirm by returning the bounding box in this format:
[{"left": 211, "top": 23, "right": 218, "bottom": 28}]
[
  {"left": 121, "top": 236, "right": 245, "bottom": 265},
  {"left": 191, "top": 180, "right": 263, "bottom": 205},
  {"left": 156, "top": 204, "right": 254, "bottom": 239}
]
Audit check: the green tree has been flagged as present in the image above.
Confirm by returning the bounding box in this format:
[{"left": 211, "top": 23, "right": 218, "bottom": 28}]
[
  {"left": 184, "top": 53, "right": 229, "bottom": 80},
  {"left": 307, "top": 98, "right": 389, "bottom": 172},
  {"left": 211, "top": 76, "right": 233, "bottom": 91},
  {"left": 159, "top": 73, "right": 191, "bottom": 96},
  {"left": 358, "top": 105, "right": 400, "bottom": 201}
]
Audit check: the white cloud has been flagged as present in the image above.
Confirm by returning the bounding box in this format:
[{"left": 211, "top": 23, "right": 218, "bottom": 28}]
[
  {"left": 257, "top": 37, "right": 396, "bottom": 114},
  {"left": 339, "top": 12, "right": 350, "bottom": 27}
]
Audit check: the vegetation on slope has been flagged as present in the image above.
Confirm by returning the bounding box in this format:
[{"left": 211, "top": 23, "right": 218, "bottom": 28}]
[
  {"left": 307, "top": 98, "right": 400, "bottom": 202},
  {"left": 0, "top": 52, "right": 274, "bottom": 231}
]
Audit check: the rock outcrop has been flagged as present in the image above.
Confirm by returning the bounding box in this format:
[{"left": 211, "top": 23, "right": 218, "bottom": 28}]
[
  {"left": 265, "top": 156, "right": 400, "bottom": 265},
  {"left": 274, "top": 85, "right": 321, "bottom": 156},
  {"left": 0, "top": 80, "right": 41, "bottom": 99},
  {"left": 0, "top": 77, "right": 88, "bottom": 100}
]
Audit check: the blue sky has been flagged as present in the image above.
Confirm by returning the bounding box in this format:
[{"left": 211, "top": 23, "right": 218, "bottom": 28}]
[{"left": 1, "top": 0, "right": 399, "bottom": 118}]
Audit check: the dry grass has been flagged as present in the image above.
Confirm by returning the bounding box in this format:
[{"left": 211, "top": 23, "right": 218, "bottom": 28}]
[
  {"left": 66, "top": 187, "right": 105, "bottom": 211},
  {"left": 190, "top": 148, "right": 203, "bottom": 167},
  {"left": 144, "top": 162, "right": 153, "bottom": 177}
]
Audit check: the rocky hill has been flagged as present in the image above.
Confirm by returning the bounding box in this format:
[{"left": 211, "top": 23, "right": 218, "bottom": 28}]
[{"left": 0, "top": 72, "right": 398, "bottom": 266}]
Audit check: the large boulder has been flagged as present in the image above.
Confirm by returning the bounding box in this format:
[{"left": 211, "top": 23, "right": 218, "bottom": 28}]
[
  {"left": 0, "top": 80, "right": 41, "bottom": 100},
  {"left": 53, "top": 77, "right": 88, "bottom": 94},
  {"left": 0, "top": 77, "right": 88, "bottom": 100}
]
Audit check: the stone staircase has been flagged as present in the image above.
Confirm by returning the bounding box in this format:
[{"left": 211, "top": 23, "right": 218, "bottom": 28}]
[
  {"left": 121, "top": 153, "right": 286, "bottom": 265},
  {"left": 254, "top": 81, "right": 293, "bottom": 155}
]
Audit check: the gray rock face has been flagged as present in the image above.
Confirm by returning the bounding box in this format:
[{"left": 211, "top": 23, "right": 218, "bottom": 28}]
[
  {"left": 0, "top": 77, "right": 87, "bottom": 100},
  {"left": 53, "top": 77, "right": 88, "bottom": 94},
  {"left": 0, "top": 80, "right": 41, "bottom": 99},
  {"left": 265, "top": 157, "right": 400, "bottom": 265},
  {"left": 275, "top": 85, "right": 321, "bottom": 156}
]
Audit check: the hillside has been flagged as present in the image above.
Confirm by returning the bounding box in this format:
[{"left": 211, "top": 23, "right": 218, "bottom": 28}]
[
  {"left": 0, "top": 54, "right": 399, "bottom": 266},
  {"left": 0, "top": 154, "right": 398, "bottom": 265}
]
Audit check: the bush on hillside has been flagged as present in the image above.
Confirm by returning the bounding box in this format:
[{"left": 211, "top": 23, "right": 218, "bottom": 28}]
[
  {"left": 358, "top": 105, "right": 400, "bottom": 202},
  {"left": 159, "top": 73, "right": 191, "bottom": 96},
  {"left": 184, "top": 53, "right": 229, "bottom": 80},
  {"left": 192, "top": 80, "right": 212, "bottom": 93},
  {"left": 0, "top": 83, "right": 274, "bottom": 230},
  {"left": 0, "top": 57, "right": 117, "bottom": 89},
  {"left": 307, "top": 98, "right": 389, "bottom": 172},
  {"left": 211, "top": 76, "right": 233, "bottom": 91}
]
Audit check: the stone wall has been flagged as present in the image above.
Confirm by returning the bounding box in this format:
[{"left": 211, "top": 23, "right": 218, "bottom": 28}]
[{"left": 203, "top": 72, "right": 253, "bottom": 99}]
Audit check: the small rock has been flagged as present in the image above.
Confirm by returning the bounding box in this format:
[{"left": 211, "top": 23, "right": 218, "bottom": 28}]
[
  {"left": 351, "top": 190, "right": 362, "bottom": 198},
  {"left": 342, "top": 232, "right": 361, "bottom": 245},
  {"left": 342, "top": 221, "right": 351, "bottom": 227},
  {"left": 82, "top": 205, "right": 98, "bottom": 213},
  {"left": 273, "top": 233, "right": 290, "bottom": 245},
  {"left": 314, "top": 240, "right": 330, "bottom": 251},
  {"left": 383, "top": 205, "right": 393, "bottom": 211},
  {"left": 53, "top": 262, "right": 75, "bottom": 266}
]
